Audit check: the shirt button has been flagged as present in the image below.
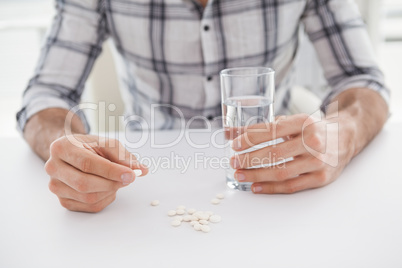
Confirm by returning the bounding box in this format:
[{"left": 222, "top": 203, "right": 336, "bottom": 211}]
[
  {"left": 207, "top": 76, "right": 213, "bottom": 81},
  {"left": 204, "top": 25, "right": 210, "bottom": 31},
  {"left": 207, "top": 115, "right": 214, "bottom": 120}
]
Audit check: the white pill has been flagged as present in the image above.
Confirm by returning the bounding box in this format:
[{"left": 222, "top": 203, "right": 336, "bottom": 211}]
[
  {"left": 150, "top": 200, "right": 160, "bottom": 206},
  {"left": 199, "top": 220, "right": 209, "bottom": 225},
  {"left": 216, "top": 193, "right": 225, "bottom": 199},
  {"left": 176, "top": 209, "right": 185, "bottom": 215},
  {"left": 205, "top": 211, "right": 214, "bottom": 216},
  {"left": 174, "top": 216, "right": 183, "bottom": 222},
  {"left": 183, "top": 215, "right": 192, "bottom": 222},
  {"left": 133, "top": 169, "right": 142, "bottom": 177},
  {"left": 190, "top": 215, "right": 198, "bottom": 221},
  {"left": 167, "top": 210, "right": 177, "bottom": 216},
  {"left": 211, "top": 198, "right": 220, "bottom": 205},
  {"left": 190, "top": 221, "right": 198, "bottom": 226},
  {"left": 187, "top": 208, "right": 196, "bottom": 215},
  {"left": 171, "top": 220, "right": 181, "bottom": 227},
  {"left": 192, "top": 213, "right": 200, "bottom": 220},
  {"left": 209, "top": 215, "right": 221, "bottom": 223},
  {"left": 198, "top": 213, "right": 209, "bottom": 221},
  {"left": 194, "top": 223, "right": 202, "bottom": 231},
  {"left": 201, "top": 225, "right": 211, "bottom": 233},
  {"left": 177, "top": 205, "right": 186, "bottom": 210}
]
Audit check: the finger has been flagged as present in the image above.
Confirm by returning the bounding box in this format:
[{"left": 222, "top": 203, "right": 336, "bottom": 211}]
[
  {"left": 234, "top": 155, "right": 322, "bottom": 182},
  {"left": 224, "top": 126, "right": 246, "bottom": 140},
  {"left": 97, "top": 140, "right": 149, "bottom": 176},
  {"left": 49, "top": 178, "right": 115, "bottom": 204},
  {"left": 54, "top": 140, "right": 137, "bottom": 184},
  {"left": 231, "top": 136, "right": 304, "bottom": 169},
  {"left": 49, "top": 159, "right": 123, "bottom": 193},
  {"left": 250, "top": 173, "right": 325, "bottom": 194},
  {"left": 58, "top": 193, "right": 117, "bottom": 213},
  {"left": 232, "top": 114, "right": 309, "bottom": 151}
]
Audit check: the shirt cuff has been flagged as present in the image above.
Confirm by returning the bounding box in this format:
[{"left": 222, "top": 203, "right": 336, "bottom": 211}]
[
  {"left": 320, "top": 76, "right": 390, "bottom": 113},
  {"left": 16, "top": 96, "right": 90, "bottom": 134}
]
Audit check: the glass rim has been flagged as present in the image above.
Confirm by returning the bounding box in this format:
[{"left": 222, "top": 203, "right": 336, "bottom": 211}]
[{"left": 220, "top": 67, "right": 275, "bottom": 77}]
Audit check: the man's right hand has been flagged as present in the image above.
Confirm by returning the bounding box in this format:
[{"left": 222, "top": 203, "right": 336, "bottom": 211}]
[{"left": 45, "top": 134, "right": 148, "bottom": 213}]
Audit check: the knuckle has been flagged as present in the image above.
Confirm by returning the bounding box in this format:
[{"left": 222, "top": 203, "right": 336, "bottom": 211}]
[
  {"left": 49, "top": 140, "right": 63, "bottom": 156},
  {"left": 78, "top": 157, "right": 92, "bottom": 174},
  {"left": 44, "top": 160, "right": 56, "bottom": 175},
  {"left": 311, "top": 156, "right": 325, "bottom": 168},
  {"left": 275, "top": 168, "right": 289, "bottom": 181},
  {"left": 263, "top": 184, "right": 275, "bottom": 194},
  {"left": 89, "top": 202, "right": 105, "bottom": 213},
  {"left": 48, "top": 179, "right": 59, "bottom": 194},
  {"left": 89, "top": 193, "right": 116, "bottom": 213},
  {"left": 82, "top": 193, "right": 99, "bottom": 204},
  {"left": 308, "top": 133, "right": 323, "bottom": 151},
  {"left": 248, "top": 170, "right": 262, "bottom": 183},
  {"left": 105, "top": 165, "right": 114, "bottom": 181},
  {"left": 59, "top": 198, "right": 72, "bottom": 210},
  {"left": 284, "top": 180, "right": 300, "bottom": 194},
  {"left": 74, "top": 177, "right": 89, "bottom": 193},
  {"left": 271, "top": 146, "right": 284, "bottom": 158},
  {"left": 245, "top": 133, "right": 258, "bottom": 147},
  {"left": 316, "top": 171, "right": 330, "bottom": 184}
]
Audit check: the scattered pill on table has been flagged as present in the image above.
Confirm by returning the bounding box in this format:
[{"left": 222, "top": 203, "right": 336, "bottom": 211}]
[
  {"left": 187, "top": 208, "right": 196, "bottom": 215},
  {"left": 168, "top": 210, "right": 177, "bottom": 216},
  {"left": 199, "top": 220, "right": 209, "bottom": 225},
  {"left": 211, "top": 198, "right": 220, "bottom": 205},
  {"left": 150, "top": 200, "right": 160, "bottom": 206},
  {"left": 209, "top": 215, "right": 221, "bottom": 223},
  {"left": 201, "top": 225, "right": 211, "bottom": 233},
  {"left": 197, "top": 212, "right": 209, "bottom": 221},
  {"left": 166, "top": 201, "right": 224, "bottom": 232},
  {"left": 174, "top": 216, "right": 183, "bottom": 222},
  {"left": 183, "top": 215, "right": 192, "bottom": 222},
  {"left": 194, "top": 223, "right": 202, "bottom": 231},
  {"left": 171, "top": 220, "right": 181, "bottom": 227},
  {"left": 176, "top": 209, "right": 185, "bottom": 215},
  {"left": 216, "top": 193, "right": 225, "bottom": 199}
]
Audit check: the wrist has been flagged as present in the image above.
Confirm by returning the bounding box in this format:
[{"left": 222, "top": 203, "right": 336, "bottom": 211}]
[{"left": 337, "top": 111, "right": 360, "bottom": 159}]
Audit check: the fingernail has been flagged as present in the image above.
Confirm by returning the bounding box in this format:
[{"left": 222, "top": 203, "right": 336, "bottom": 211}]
[
  {"left": 232, "top": 140, "right": 241, "bottom": 150},
  {"left": 231, "top": 157, "right": 240, "bottom": 169},
  {"left": 235, "top": 172, "right": 246, "bottom": 182},
  {"left": 253, "top": 185, "right": 263, "bottom": 193},
  {"left": 121, "top": 172, "right": 134, "bottom": 185}
]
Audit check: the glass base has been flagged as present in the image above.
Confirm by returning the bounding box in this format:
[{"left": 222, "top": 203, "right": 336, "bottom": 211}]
[{"left": 226, "top": 176, "right": 252, "bottom": 191}]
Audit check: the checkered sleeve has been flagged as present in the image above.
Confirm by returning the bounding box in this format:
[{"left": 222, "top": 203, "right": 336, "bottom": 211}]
[
  {"left": 301, "top": 0, "right": 390, "bottom": 112},
  {"left": 16, "top": 0, "right": 109, "bottom": 133}
]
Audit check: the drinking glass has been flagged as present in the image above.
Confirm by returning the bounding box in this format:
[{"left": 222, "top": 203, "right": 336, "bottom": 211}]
[{"left": 220, "top": 67, "right": 275, "bottom": 191}]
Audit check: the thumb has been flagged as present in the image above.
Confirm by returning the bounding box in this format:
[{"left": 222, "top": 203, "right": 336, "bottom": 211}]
[{"left": 96, "top": 139, "right": 149, "bottom": 177}]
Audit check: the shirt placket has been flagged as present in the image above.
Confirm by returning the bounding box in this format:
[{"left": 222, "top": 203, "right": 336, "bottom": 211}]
[{"left": 200, "top": 2, "right": 221, "bottom": 125}]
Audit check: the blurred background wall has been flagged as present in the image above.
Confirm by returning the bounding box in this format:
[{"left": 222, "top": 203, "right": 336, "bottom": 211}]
[{"left": 0, "top": 0, "right": 401, "bottom": 137}]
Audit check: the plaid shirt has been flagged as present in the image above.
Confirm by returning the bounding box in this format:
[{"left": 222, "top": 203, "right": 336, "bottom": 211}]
[{"left": 17, "top": 0, "right": 389, "bottom": 131}]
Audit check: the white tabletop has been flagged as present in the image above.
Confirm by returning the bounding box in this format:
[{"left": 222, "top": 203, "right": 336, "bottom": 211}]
[{"left": 1, "top": 122, "right": 401, "bottom": 268}]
